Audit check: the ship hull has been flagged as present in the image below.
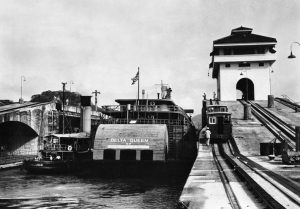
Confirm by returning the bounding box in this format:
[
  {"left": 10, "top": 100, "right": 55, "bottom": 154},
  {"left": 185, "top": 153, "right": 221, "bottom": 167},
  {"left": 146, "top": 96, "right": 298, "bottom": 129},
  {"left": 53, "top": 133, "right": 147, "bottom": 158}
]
[
  {"left": 23, "top": 160, "right": 75, "bottom": 174},
  {"left": 80, "top": 160, "right": 195, "bottom": 178}
]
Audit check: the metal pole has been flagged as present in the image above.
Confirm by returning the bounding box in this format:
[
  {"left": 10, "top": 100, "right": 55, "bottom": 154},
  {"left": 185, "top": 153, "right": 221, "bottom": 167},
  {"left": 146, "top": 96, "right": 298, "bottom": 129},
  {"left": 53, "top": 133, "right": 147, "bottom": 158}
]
[
  {"left": 20, "top": 76, "right": 25, "bottom": 101},
  {"left": 269, "top": 67, "right": 272, "bottom": 95},
  {"left": 61, "top": 82, "right": 67, "bottom": 134},
  {"left": 69, "top": 80, "right": 74, "bottom": 104},
  {"left": 246, "top": 70, "right": 248, "bottom": 100},
  {"left": 92, "top": 90, "right": 101, "bottom": 111},
  {"left": 21, "top": 76, "right": 22, "bottom": 100},
  {"left": 137, "top": 67, "right": 140, "bottom": 119}
]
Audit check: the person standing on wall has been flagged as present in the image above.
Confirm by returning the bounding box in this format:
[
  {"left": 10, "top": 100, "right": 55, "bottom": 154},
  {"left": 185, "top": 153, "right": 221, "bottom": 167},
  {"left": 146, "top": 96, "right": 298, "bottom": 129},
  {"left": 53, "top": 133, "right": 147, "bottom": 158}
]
[{"left": 205, "top": 127, "right": 211, "bottom": 146}]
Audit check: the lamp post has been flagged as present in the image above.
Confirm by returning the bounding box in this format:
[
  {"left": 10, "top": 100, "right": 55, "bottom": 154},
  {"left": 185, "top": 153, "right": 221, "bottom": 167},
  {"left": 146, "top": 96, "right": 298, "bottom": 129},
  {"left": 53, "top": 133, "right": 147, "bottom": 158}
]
[
  {"left": 288, "top": 42, "right": 300, "bottom": 59},
  {"left": 20, "top": 76, "right": 26, "bottom": 103}
]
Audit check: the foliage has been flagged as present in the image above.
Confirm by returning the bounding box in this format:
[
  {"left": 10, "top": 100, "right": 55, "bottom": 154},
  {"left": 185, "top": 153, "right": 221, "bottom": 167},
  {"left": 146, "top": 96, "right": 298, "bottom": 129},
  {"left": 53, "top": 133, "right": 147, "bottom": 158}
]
[
  {"left": 30, "top": 90, "right": 82, "bottom": 106},
  {"left": 0, "top": 100, "right": 14, "bottom": 106}
]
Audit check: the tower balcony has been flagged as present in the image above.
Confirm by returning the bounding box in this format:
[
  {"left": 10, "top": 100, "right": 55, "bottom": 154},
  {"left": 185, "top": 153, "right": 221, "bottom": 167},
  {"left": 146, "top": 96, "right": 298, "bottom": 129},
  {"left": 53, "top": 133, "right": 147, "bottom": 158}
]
[{"left": 213, "top": 53, "right": 276, "bottom": 63}]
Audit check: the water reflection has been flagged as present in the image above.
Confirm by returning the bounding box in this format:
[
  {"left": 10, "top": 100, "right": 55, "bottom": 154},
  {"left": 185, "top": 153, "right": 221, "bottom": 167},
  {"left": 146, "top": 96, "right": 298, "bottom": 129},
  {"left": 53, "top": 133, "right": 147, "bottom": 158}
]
[{"left": 0, "top": 169, "right": 185, "bottom": 208}]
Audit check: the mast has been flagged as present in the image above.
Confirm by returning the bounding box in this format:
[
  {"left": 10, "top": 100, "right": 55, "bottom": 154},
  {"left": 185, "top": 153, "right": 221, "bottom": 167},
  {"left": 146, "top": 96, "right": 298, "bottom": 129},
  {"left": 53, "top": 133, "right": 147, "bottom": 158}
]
[
  {"left": 137, "top": 67, "right": 140, "bottom": 119},
  {"left": 61, "top": 82, "right": 67, "bottom": 134}
]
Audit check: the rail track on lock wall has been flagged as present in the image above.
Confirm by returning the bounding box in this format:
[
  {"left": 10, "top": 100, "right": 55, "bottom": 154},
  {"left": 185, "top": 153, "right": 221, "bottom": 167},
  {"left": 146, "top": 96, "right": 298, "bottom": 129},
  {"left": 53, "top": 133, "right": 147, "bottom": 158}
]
[
  {"left": 275, "top": 97, "right": 300, "bottom": 112},
  {"left": 216, "top": 141, "right": 300, "bottom": 208},
  {"left": 241, "top": 100, "right": 296, "bottom": 149},
  {"left": 212, "top": 144, "right": 242, "bottom": 209}
]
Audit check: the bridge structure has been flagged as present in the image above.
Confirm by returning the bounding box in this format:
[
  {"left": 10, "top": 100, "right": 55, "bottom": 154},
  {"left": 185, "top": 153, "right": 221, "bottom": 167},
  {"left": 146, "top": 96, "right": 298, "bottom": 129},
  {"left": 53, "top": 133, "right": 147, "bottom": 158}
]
[{"left": 0, "top": 101, "right": 102, "bottom": 163}]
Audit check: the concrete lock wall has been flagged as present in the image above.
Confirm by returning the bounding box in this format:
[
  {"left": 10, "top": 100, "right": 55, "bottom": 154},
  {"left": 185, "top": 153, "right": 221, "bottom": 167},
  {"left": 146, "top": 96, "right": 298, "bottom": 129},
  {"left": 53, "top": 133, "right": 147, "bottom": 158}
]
[{"left": 93, "top": 124, "right": 168, "bottom": 161}]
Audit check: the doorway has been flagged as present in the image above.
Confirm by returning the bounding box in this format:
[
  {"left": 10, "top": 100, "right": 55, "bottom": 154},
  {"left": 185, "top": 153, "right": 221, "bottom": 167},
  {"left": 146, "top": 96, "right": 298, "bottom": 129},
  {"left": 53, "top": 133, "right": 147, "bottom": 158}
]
[{"left": 236, "top": 78, "right": 254, "bottom": 100}]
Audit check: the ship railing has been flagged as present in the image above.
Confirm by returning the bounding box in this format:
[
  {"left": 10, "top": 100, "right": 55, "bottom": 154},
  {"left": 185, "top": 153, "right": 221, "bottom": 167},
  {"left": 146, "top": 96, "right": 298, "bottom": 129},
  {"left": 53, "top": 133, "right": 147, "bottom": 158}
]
[
  {"left": 44, "top": 144, "right": 70, "bottom": 151},
  {"left": 101, "top": 105, "right": 186, "bottom": 113},
  {"left": 103, "top": 118, "right": 185, "bottom": 125}
]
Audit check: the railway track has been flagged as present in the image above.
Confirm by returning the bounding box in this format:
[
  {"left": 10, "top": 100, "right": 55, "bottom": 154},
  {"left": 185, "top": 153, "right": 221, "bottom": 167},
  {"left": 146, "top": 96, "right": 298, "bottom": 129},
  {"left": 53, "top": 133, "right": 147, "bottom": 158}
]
[
  {"left": 242, "top": 100, "right": 295, "bottom": 149},
  {"left": 220, "top": 141, "right": 300, "bottom": 208},
  {"left": 275, "top": 97, "right": 300, "bottom": 112},
  {"left": 212, "top": 144, "right": 241, "bottom": 209}
]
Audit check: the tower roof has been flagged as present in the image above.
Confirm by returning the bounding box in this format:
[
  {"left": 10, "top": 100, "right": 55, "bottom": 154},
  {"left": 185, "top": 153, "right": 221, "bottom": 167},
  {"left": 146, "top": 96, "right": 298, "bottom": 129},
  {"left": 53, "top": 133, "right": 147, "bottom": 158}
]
[
  {"left": 231, "top": 26, "right": 253, "bottom": 34},
  {"left": 214, "top": 26, "right": 277, "bottom": 45}
]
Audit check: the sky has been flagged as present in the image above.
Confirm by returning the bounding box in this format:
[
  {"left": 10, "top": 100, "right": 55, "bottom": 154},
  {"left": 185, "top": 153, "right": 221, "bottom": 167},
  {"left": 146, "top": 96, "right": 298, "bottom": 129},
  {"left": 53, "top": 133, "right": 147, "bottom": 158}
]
[{"left": 0, "top": 0, "right": 299, "bottom": 114}]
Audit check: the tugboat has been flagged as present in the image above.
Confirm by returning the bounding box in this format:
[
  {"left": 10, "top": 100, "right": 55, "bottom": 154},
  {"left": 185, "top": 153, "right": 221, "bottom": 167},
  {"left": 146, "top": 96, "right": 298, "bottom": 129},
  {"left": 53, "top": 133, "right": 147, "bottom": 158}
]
[
  {"left": 23, "top": 133, "right": 92, "bottom": 174},
  {"left": 91, "top": 84, "right": 197, "bottom": 176},
  {"left": 23, "top": 96, "right": 94, "bottom": 174}
]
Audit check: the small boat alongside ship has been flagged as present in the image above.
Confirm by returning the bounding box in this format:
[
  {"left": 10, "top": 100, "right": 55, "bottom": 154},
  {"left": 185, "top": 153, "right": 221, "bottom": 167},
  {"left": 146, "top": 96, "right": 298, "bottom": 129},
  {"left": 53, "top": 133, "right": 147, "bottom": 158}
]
[{"left": 23, "top": 133, "right": 92, "bottom": 174}]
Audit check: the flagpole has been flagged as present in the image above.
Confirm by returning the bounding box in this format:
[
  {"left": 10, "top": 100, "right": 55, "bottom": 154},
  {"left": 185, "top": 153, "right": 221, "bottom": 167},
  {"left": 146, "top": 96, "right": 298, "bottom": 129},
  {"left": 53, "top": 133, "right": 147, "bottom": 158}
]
[{"left": 137, "top": 67, "right": 140, "bottom": 119}]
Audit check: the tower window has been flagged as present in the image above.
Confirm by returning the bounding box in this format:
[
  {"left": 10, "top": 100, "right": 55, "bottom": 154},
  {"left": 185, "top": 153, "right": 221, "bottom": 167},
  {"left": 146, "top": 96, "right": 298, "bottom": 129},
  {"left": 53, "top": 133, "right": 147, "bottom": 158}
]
[
  {"left": 238, "top": 62, "right": 250, "bottom": 67},
  {"left": 225, "top": 64, "right": 231, "bottom": 68},
  {"left": 259, "top": 62, "right": 264, "bottom": 67},
  {"left": 224, "top": 48, "right": 231, "bottom": 55}
]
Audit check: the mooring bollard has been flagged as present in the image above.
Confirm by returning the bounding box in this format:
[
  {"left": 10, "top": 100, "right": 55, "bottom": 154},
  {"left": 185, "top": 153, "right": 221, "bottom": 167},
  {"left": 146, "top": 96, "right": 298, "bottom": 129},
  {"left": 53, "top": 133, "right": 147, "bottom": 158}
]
[
  {"left": 296, "top": 126, "right": 300, "bottom": 152},
  {"left": 244, "top": 103, "right": 251, "bottom": 120},
  {"left": 268, "top": 95, "right": 274, "bottom": 108}
]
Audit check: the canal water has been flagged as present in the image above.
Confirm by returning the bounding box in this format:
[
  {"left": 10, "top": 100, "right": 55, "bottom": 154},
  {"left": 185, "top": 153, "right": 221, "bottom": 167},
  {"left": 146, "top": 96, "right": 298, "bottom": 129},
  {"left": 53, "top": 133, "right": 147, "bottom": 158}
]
[{"left": 0, "top": 168, "right": 185, "bottom": 208}]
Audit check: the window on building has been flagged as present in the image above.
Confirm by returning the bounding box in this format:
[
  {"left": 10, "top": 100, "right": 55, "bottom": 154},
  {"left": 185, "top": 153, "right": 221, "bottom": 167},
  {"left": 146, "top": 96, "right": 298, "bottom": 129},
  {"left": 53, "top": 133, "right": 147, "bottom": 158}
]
[
  {"left": 257, "top": 47, "right": 265, "bottom": 54},
  {"left": 104, "top": 149, "right": 116, "bottom": 160},
  {"left": 141, "top": 150, "right": 153, "bottom": 161},
  {"left": 259, "top": 62, "right": 264, "bottom": 67},
  {"left": 225, "top": 64, "right": 231, "bottom": 68},
  {"left": 209, "top": 116, "right": 216, "bottom": 124},
  {"left": 224, "top": 48, "right": 231, "bottom": 55},
  {"left": 238, "top": 62, "right": 250, "bottom": 67},
  {"left": 234, "top": 47, "right": 255, "bottom": 55}
]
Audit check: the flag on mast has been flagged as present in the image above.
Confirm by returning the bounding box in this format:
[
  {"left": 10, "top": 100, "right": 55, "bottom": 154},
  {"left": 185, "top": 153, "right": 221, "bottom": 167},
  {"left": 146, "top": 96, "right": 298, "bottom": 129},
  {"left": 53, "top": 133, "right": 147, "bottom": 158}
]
[{"left": 131, "top": 71, "right": 139, "bottom": 85}]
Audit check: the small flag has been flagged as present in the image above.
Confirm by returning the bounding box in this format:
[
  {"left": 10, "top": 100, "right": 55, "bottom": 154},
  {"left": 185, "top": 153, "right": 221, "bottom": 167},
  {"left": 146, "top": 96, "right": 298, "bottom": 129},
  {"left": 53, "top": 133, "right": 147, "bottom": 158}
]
[{"left": 131, "top": 71, "right": 139, "bottom": 85}]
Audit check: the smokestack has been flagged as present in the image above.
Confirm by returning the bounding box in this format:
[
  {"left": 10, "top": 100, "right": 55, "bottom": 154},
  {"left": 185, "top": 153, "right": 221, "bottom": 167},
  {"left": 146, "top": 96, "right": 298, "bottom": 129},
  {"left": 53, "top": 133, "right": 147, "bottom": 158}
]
[{"left": 80, "top": 96, "right": 92, "bottom": 135}]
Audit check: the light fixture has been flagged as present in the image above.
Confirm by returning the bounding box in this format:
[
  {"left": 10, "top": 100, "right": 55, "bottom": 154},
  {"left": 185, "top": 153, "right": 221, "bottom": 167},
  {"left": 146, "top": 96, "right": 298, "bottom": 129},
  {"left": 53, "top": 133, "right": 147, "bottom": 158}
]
[
  {"left": 288, "top": 42, "right": 300, "bottom": 59},
  {"left": 240, "top": 72, "right": 243, "bottom": 76},
  {"left": 288, "top": 51, "right": 296, "bottom": 59}
]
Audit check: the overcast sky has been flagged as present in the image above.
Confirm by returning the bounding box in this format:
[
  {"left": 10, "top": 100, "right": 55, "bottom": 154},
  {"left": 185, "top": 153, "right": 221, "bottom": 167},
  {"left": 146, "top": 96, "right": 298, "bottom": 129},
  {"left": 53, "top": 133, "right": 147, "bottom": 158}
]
[{"left": 0, "top": 0, "right": 299, "bottom": 114}]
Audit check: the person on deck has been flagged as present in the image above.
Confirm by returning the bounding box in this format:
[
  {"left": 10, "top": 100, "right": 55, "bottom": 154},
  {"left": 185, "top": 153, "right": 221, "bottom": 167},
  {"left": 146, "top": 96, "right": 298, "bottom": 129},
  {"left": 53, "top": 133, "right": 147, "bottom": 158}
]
[{"left": 205, "top": 127, "right": 211, "bottom": 146}]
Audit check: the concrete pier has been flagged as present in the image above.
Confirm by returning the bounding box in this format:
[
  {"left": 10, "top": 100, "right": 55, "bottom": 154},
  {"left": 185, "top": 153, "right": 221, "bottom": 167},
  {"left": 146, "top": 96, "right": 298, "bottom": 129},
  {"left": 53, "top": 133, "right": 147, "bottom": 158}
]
[{"left": 179, "top": 145, "right": 231, "bottom": 208}]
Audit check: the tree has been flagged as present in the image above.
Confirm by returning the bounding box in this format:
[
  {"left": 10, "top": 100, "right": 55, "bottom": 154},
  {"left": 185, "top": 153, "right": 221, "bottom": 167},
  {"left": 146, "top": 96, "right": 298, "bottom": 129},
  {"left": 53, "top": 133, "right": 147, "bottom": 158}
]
[{"left": 30, "top": 90, "right": 82, "bottom": 106}]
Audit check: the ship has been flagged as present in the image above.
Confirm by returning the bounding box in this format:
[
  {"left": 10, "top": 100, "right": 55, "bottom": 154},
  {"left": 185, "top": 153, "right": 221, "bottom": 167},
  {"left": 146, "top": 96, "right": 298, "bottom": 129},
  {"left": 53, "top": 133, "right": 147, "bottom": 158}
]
[
  {"left": 23, "top": 133, "right": 92, "bottom": 174},
  {"left": 90, "top": 85, "right": 197, "bottom": 176},
  {"left": 23, "top": 96, "right": 95, "bottom": 174}
]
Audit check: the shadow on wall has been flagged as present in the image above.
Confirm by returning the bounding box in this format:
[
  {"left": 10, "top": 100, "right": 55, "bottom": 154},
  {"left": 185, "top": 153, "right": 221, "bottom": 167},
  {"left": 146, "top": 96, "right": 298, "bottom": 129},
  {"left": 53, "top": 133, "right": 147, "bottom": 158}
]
[{"left": 0, "top": 121, "right": 38, "bottom": 155}]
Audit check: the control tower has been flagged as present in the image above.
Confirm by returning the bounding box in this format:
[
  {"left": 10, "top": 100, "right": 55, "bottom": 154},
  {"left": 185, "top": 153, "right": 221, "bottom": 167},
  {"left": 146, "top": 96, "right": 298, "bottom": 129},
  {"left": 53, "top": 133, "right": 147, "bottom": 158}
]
[{"left": 209, "top": 26, "right": 277, "bottom": 101}]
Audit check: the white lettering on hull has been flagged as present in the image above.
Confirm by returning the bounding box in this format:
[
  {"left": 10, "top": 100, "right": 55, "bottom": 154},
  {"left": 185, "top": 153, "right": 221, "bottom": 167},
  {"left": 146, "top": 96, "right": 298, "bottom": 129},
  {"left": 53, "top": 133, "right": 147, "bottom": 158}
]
[
  {"left": 109, "top": 138, "right": 149, "bottom": 143},
  {"left": 107, "top": 145, "right": 150, "bottom": 149}
]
